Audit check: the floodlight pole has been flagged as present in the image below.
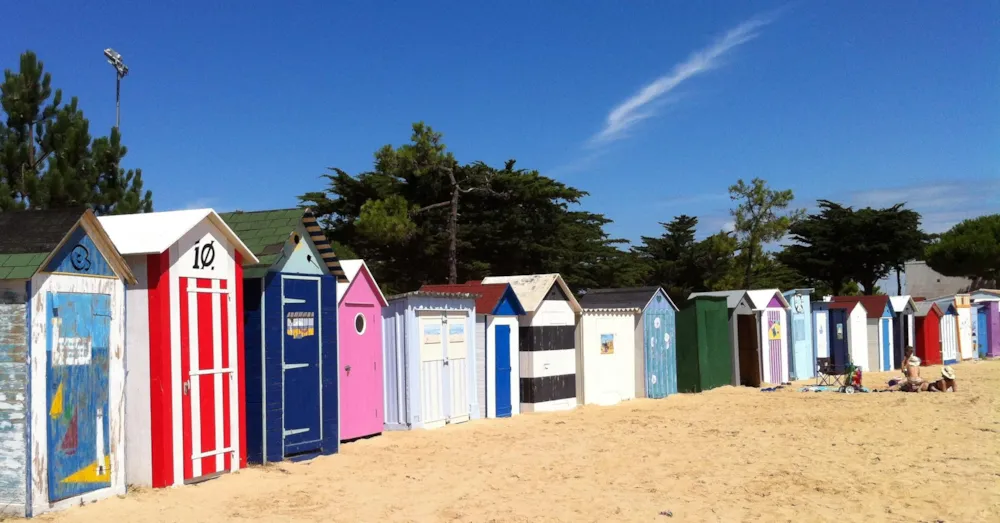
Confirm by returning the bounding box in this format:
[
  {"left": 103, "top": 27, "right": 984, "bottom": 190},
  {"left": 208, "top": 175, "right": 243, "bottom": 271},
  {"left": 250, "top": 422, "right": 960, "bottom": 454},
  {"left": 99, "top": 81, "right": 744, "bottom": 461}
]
[{"left": 115, "top": 73, "right": 121, "bottom": 129}]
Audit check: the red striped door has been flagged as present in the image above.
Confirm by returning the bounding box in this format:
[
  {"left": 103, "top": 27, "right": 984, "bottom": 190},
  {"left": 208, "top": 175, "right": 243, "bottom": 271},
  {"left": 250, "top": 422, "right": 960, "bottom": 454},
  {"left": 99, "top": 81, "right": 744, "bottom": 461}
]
[{"left": 180, "top": 277, "right": 234, "bottom": 482}]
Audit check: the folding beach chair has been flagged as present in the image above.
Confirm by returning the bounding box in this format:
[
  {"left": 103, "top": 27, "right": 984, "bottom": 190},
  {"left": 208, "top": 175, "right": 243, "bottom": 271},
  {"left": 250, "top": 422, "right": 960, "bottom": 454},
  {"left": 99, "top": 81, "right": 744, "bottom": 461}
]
[{"left": 815, "top": 357, "right": 849, "bottom": 388}]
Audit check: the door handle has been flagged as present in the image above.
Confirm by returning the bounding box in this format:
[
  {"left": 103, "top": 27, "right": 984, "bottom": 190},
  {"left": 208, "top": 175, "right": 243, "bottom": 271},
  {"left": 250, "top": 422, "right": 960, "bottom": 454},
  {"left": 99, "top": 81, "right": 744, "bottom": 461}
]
[
  {"left": 344, "top": 364, "right": 351, "bottom": 372},
  {"left": 183, "top": 380, "right": 190, "bottom": 395}
]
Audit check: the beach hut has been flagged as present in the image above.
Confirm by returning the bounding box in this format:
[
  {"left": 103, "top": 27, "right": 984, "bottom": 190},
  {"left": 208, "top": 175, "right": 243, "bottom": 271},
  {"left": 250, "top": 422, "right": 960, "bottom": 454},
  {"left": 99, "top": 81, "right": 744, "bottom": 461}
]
[
  {"left": 337, "top": 260, "right": 388, "bottom": 440},
  {"left": 382, "top": 289, "right": 479, "bottom": 430},
  {"left": 688, "top": 289, "right": 789, "bottom": 387},
  {"left": 0, "top": 209, "right": 134, "bottom": 516},
  {"left": 675, "top": 295, "right": 731, "bottom": 393},
  {"left": 816, "top": 301, "right": 869, "bottom": 371},
  {"left": 970, "top": 290, "right": 999, "bottom": 358},
  {"left": 218, "top": 208, "right": 347, "bottom": 462},
  {"left": 888, "top": 296, "right": 918, "bottom": 369},
  {"left": 784, "top": 289, "right": 814, "bottom": 380},
  {"left": 574, "top": 300, "right": 639, "bottom": 407},
  {"left": 98, "top": 209, "right": 258, "bottom": 488},
  {"left": 914, "top": 302, "right": 943, "bottom": 365},
  {"left": 931, "top": 294, "right": 974, "bottom": 361},
  {"left": 578, "top": 287, "right": 678, "bottom": 399},
  {"left": 420, "top": 281, "right": 525, "bottom": 418},
  {"left": 481, "top": 274, "right": 581, "bottom": 413},
  {"left": 831, "top": 296, "right": 895, "bottom": 371}
]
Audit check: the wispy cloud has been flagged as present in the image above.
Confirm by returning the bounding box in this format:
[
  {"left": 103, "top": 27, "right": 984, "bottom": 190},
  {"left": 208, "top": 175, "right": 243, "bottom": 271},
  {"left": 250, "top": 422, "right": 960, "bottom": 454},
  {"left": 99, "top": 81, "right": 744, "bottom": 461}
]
[
  {"left": 840, "top": 179, "right": 1000, "bottom": 233},
  {"left": 182, "top": 197, "right": 218, "bottom": 210},
  {"left": 590, "top": 15, "right": 773, "bottom": 146}
]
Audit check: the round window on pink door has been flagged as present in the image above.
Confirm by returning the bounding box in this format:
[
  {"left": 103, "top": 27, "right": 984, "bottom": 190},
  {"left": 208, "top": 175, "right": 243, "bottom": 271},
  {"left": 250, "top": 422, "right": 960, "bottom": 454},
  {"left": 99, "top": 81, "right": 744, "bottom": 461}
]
[{"left": 355, "top": 313, "right": 366, "bottom": 335}]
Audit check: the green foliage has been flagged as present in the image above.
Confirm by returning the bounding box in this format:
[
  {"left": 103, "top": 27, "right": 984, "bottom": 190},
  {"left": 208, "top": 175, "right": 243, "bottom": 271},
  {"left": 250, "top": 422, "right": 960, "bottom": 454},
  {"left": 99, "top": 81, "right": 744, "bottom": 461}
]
[
  {"left": 0, "top": 50, "right": 152, "bottom": 213},
  {"left": 925, "top": 214, "right": 1000, "bottom": 282},
  {"left": 728, "top": 178, "right": 804, "bottom": 288},
  {"left": 357, "top": 194, "right": 417, "bottom": 243},
  {"left": 632, "top": 216, "right": 744, "bottom": 303},
  {"left": 779, "top": 200, "right": 926, "bottom": 295}
]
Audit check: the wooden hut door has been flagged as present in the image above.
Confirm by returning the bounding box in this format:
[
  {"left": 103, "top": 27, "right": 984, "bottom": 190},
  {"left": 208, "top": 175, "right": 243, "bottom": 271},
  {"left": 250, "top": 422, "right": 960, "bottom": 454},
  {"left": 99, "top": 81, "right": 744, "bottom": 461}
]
[
  {"left": 495, "top": 325, "right": 513, "bottom": 417},
  {"left": 180, "top": 278, "right": 236, "bottom": 482},
  {"left": 418, "top": 313, "right": 448, "bottom": 428},
  {"left": 444, "top": 312, "right": 470, "bottom": 424},
  {"left": 46, "top": 292, "right": 112, "bottom": 502},
  {"left": 281, "top": 276, "right": 322, "bottom": 456},
  {"left": 644, "top": 310, "right": 673, "bottom": 399},
  {"left": 736, "top": 315, "right": 760, "bottom": 387},
  {"left": 977, "top": 308, "right": 989, "bottom": 358},
  {"left": 828, "top": 309, "right": 849, "bottom": 369}
]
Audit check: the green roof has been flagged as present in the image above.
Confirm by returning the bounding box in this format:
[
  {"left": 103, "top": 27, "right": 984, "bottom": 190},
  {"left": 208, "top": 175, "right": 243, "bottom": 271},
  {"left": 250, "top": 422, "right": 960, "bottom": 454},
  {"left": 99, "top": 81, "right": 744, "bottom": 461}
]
[
  {"left": 219, "top": 208, "right": 306, "bottom": 271},
  {"left": 0, "top": 252, "right": 50, "bottom": 280}
]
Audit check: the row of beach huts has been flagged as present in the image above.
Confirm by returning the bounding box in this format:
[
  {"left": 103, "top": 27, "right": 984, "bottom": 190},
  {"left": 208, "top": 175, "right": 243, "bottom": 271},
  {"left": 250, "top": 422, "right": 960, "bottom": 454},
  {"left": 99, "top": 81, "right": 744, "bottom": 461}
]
[{"left": 0, "top": 207, "right": 997, "bottom": 516}]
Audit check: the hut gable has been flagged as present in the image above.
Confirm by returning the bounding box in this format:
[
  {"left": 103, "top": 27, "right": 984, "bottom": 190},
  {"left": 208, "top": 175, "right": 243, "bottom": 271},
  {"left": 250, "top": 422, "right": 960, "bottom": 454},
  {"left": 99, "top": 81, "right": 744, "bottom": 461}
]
[
  {"left": 746, "top": 289, "right": 789, "bottom": 310},
  {"left": 688, "top": 290, "right": 747, "bottom": 310},
  {"left": 0, "top": 209, "right": 134, "bottom": 283},
  {"left": 482, "top": 273, "right": 581, "bottom": 313},
  {"left": 915, "top": 301, "right": 943, "bottom": 318},
  {"left": 219, "top": 208, "right": 346, "bottom": 281},
  {"left": 831, "top": 296, "right": 893, "bottom": 319},
  {"left": 337, "top": 259, "right": 388, "bottom": 306},
  {"left": 579, "top": 286, "right": 677, "bottom": 312},
  {"left": 99, "top": 208, "right": 258, "bottom": 264},
  {"left": 889, "top": 296, "right": 918, "bottom": 314}
]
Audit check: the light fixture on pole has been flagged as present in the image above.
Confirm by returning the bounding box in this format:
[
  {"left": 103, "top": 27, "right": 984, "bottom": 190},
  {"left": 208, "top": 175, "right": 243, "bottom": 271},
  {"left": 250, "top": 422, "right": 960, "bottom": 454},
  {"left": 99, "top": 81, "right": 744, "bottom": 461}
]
[{"left": 104, "top": 48, "right": 129, "bottom": 129}]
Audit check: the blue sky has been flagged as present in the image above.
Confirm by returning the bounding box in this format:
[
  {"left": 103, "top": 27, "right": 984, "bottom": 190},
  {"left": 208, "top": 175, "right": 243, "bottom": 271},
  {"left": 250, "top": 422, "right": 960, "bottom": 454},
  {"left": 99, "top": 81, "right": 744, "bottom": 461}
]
[{"left": 4, "top": 1, "right": 997, "bottom": 243}]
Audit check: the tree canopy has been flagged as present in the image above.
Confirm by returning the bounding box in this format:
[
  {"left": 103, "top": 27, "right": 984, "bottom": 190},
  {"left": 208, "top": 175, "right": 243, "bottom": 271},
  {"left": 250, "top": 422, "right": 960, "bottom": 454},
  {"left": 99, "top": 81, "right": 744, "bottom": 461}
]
[
  {"left": 0, "top": 51, "right": 152, "bottom": 213},
  {"left": 779, "top": 200, "right": 926, "bottom": 295},
  {"left": 301, "top": 122, "right": 641, "bottom": 293},
  {"left": 925, "top": 214, "right": 1000, "bottom": 284}
]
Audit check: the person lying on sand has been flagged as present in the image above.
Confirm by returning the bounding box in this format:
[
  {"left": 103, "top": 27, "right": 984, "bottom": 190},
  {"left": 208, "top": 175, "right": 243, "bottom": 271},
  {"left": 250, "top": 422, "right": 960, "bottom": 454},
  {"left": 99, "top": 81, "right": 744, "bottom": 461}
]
[{"left": 921, "top": 366, "right": 958, "bottom": 392}]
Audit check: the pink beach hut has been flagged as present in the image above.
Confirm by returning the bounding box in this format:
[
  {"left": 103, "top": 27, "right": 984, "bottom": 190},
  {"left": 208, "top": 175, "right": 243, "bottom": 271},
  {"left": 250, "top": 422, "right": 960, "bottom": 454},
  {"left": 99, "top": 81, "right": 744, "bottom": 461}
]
[{"left": 336, "top": 260, "right": 388, "bottom": 441}]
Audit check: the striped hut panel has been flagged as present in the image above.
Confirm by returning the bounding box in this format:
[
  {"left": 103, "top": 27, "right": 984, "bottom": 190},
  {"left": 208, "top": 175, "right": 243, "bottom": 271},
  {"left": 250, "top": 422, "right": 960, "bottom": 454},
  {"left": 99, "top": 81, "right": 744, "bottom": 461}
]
[
  {"left": 767, "top": 310, "right": 782, "bottom": 384},
  {"left": 302, "top": 212, "right": 348, "bottom": 283}
]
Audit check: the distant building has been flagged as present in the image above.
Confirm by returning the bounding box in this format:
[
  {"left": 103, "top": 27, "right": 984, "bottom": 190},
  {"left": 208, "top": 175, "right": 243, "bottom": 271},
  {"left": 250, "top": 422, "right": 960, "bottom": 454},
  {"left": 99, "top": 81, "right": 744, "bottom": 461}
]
[{"left": 880, "top": 261, "right": 992, "bottom": 298}]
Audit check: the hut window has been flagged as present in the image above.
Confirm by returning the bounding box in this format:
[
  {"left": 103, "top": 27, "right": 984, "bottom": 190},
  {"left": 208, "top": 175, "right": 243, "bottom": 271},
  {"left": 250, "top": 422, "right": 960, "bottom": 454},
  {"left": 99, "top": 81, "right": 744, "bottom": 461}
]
[{"left": 355, "top": 313, "right": 366, "bottom": 335}]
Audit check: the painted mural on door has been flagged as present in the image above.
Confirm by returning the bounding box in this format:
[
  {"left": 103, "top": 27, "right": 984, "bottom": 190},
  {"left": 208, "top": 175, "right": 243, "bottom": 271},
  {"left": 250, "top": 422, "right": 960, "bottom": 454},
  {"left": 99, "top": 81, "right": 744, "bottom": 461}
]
[
  {"left": 47, "top": 292, "right": 111, "bottom": 501},
  {"left": 494, "top": 325, "right": 512, "bottom": 417},
  {"left": 282, "top": 277, "right": 322, "bottom": 455},
  {"left": 180, "top": 277, "right": 235, "bottom": 481},
  {"left": 644, "top": 310, "right": 676, "bottom": 398}
]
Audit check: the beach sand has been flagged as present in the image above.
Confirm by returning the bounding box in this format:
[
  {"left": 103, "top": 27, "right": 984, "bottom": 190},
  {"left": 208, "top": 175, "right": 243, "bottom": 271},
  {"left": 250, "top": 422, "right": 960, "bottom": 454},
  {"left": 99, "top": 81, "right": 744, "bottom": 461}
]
[{"left": 36, "top": 360, "right": 1000, "bottom": 523}]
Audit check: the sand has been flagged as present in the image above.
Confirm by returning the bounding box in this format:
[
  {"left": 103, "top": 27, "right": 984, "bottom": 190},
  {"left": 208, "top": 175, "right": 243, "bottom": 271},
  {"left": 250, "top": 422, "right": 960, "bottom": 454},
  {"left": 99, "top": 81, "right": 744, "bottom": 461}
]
[{"left": 35, "top": 360, "right": 1000, "bottom": 523}]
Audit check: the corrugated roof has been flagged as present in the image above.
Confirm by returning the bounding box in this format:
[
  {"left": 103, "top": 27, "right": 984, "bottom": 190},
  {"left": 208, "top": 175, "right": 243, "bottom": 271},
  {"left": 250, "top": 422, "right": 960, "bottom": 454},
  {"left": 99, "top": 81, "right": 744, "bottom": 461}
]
[
  {"left": 220, "top": 208, "right": 346, "bottom": 282},
  {"left": 578, "top": 286, "right": 677, "bottom": 311},
  {"left": 336, "top": 259, "right": 387, "bottom": 306},
  {"left": 482, "top": 273, "right": 581, "bottom": 313},
  {"left": 99, "top": 209, "right": 259, "bottom": 264},
  {"left": 420, "top": 281, "right": 521, "bottom": 315},
  {"left": 688, "top": 290, "right": 748, "bottom": 310},
  {"left": 385, "top": 290, "right": 481, "bottom": 302},
  {"left": 830, "top": 295, "right": 890, "bottom": 319}
]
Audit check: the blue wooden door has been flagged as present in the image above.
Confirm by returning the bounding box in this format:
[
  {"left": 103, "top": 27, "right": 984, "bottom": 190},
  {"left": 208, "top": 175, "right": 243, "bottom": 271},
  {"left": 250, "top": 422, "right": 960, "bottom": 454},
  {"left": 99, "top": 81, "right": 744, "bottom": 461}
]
[
  {"left": 645, "top": 310, "right": 676, "bottom": 398},
  {"left": 829, "top": 309, "right": 849, "bottom": 368},
  {"left": 494, "top": 325, "right": 512, "bottom": 418},
  {"left": 282, "top": 277, "right": 322, "bottom": 456},
  {"left": 881, "top": 319, "right": 892, "bottom": 370},
  {"left": 46, "top": 292, "right": 112, "bottom": 501},
  {"left": 977, "top": 307, "right": 989, "bottom": 358}
]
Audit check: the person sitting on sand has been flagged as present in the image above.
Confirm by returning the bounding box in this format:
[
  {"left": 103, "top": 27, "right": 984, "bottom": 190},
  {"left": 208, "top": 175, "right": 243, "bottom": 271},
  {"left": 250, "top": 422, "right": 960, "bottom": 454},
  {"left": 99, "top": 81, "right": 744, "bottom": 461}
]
[
  {"left": 895, "top": 347, "right": 923, "bottom": 392},
  {"left": 921, "top": 366, "right": 958, "bottom": 392}
]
